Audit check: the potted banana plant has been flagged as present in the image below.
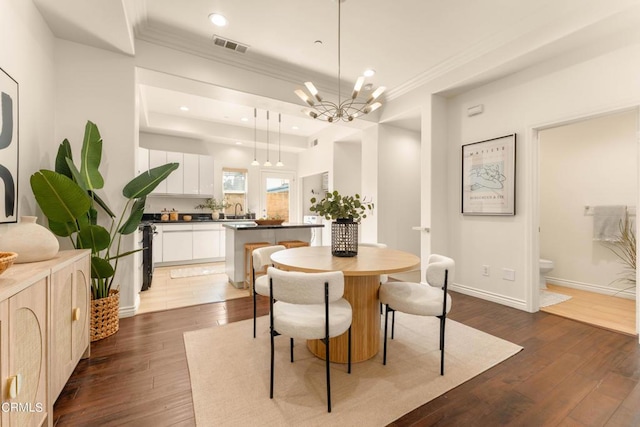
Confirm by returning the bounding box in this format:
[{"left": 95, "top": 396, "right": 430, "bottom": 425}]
[{"left": 30, "top": 120, "right": 178, "bottom": 341}]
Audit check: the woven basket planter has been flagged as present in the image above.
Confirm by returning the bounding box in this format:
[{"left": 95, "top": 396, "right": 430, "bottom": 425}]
[{"left": 90, "top": 289, "right": 120, "bottom": 342}]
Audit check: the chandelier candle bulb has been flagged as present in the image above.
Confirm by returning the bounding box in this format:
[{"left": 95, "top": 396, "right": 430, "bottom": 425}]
[
  {"left": 351, "top": 76, "right": 365, "bottom": 99},
  {"left": 295, "top": 89, "right": 314, "bottom": 106}
]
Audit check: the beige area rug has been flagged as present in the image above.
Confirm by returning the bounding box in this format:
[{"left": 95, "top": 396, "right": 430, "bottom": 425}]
[
  {"left": 539, "top": 289, "right": 573, "bottom": 308},
  {"left": 184, "top": 314, "right": 522, "bottom": 426},
  {"left": 170, "top": 265, "right": 226, "bottom": 279}
]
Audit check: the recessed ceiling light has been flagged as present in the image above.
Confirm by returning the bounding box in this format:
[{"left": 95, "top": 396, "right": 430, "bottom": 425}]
[
  {"left": 235, "top": 141, "right": 242, "bottom": 145},
  {"left": 241, "top": 117, "right": 248, "bottom": 122},
  {"left": 209, "top": 13, "right": 227, "bottom": 27},
  {"left": 291, "top": 126, "right": 299, "bottom": 130},
  {"left": 364, "top": 69, "right": 375, "bottom": 77},
  {"left": 180, "top": 106, "right": 189, "bottom": 111}
]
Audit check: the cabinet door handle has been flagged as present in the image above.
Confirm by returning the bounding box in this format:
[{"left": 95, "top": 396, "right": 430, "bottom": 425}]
[
  {"left": 8, "top": 373, "right": 23, "bottom": 399},
  {"left": 73, "top": 307, "right": 81, "bottom": 321}
]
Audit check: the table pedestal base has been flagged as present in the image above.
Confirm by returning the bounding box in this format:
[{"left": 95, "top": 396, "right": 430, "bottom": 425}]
[{"left": 307, "top": 274, "right": 381, "bottom": 363}]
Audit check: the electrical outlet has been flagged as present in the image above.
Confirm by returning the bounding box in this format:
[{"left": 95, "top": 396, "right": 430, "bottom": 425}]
[
  {"left": 482, "top": 265, "right": 490, "bottom": 276},
  {"left": 503, "top": 268, "right": 515, "bottom": 281}
]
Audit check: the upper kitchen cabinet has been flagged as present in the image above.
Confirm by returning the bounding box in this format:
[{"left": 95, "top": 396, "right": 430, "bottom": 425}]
[
  {"left": 184, "top": 154, "right": 200, "bottom": 195},
  {"left": 199, "top": 155, "right": 214, "bottom": 196},
  {"left": 165, "top": 151, "right": 183, "bottom": 194},
  {"left": 148, "top": 149, "right": 168, "bottom": 194},
  {"left": 139, "top": 148, "right": 214, "bottom": 197}
]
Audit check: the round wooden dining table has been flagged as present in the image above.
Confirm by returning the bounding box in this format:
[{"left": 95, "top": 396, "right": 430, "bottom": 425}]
[{"left": 270, "top": 245, "right": 420, "bottom": 363}]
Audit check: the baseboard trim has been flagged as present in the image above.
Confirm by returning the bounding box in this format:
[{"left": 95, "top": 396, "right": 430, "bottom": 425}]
[
  {"left": 449, "top": 283, "right": 529, "bottom": 312},
  {"left": 546, "top": 277, "right": 636, "bottom": 300},
  {"left": 119, "top": 293, "right": 140, "bottom": 318}
]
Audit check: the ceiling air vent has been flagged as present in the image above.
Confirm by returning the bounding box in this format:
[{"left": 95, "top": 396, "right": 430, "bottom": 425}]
[{"left": 212, "top": 35, "right": 249, "bottom": 53}]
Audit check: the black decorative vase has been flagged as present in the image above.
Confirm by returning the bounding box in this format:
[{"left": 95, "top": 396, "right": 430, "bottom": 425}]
[{"left": 331, "top": 218, "right": 358, "bottom": 257}]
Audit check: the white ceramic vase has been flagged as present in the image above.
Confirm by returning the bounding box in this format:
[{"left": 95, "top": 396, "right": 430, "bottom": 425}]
[{"left": 0, "top": 216, "right": 59, "bottom": 263}]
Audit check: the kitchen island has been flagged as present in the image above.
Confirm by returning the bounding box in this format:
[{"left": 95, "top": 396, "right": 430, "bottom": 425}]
[{"left": 223, "top": 223, "right": 324, "bottom": 288}]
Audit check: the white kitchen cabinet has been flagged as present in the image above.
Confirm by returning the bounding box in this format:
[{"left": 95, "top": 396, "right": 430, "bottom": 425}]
[
  {"left": 140, "top": 149, "right": 213, "bottom": 197},
  {"left": 162, "top": 224, "right": 193, "bottom": 262},
  {"left": 183, "top": 153, "right": 200, "bottom": 195},
  {"left": 149, "top": 150, "right": 168, "bottom": 194},
  {"left": 153, "top": 225, "right": 163, "bottom": 265},
  {"left": 165, "top": 151, "right": 183, "bottom": 194},
  {"left": 137, "top": 147, "right": 149, "bottom": 176},
  {"left": 198, "top": 155, "right": 214, "bottom": 196},
  {"left": 192, "top": 223, "right": 222, "bottom": 259}
]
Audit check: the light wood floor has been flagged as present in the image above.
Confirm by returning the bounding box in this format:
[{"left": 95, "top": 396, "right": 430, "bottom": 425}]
[
  {"left": 541, "top": 284, "right": 637, "bottom": 336},
  {"left": 137, "top": 262, "right": 249, "bottom": 314}
]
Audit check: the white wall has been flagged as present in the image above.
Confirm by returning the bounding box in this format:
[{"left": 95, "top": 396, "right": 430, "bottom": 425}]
[
  {"left": 333, "top": 142, "right": 361, "bottom": 196},
  {"left": 55, "top": 39, "right": 138, "bottom": 315},
  {"left": 0, "top": 0, "right": 55, "bottom": 232},
  {"left": 445, "top": 41, "right": 640, "bottom": 311},
  {"left": 540, "top": 110, "right": 637, "bottom": 293},
  {"left": 378, "top": 124, "right": 421, "bottom": 254}
]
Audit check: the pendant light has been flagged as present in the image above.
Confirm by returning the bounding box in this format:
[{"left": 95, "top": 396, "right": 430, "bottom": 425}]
[
  {"left": 276, "top": 113, "right": 284, "bottom": 167},
  {"left": 251, "top": 108, "right": 259, "bottom": 166},
  {"left": 263, "top": 110, "right": 272, "bottom": 167}
]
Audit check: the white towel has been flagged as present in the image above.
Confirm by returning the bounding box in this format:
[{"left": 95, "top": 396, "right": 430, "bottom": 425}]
[{"left": 593, "top": 205, "right": 626, "bottom": 242}]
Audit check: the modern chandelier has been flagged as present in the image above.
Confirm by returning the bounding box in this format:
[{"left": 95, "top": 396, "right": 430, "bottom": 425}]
[{"left": 294, "top": 0, "right": 385, "bottom": 122}]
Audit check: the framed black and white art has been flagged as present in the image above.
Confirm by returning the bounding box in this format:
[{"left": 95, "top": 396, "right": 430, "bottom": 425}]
[
  {"left": 0, "top": 67, "right": 18, "bottom": 223},
  {"left": 461, "top": 134, "right": 516, "bottom": 216}
]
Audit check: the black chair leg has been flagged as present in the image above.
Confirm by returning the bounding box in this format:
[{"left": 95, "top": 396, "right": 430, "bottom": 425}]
[
  {"left": 253, "top": 283, "right": 257, "bottom": 338},
  {"left": 269, "top": 328, "right": 275, "bottom": 399},
  {"left": 290, "top": 338, "right": 294, "bottom": 363},
  {"left": 383, "top": 304, "right": 389, "bottom": 365},
  {"left": 391, "top": 309, "right": 396, "bottom": 340},
  {"left": 440, "top": 315, "right": 446, "bottom": 375},
  {"left": 325, "top": 335, "right": 331, "bottom": 413}
]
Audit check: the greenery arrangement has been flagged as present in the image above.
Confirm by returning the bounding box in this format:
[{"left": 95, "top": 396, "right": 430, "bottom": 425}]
[
  {"left": 309, "top": 191, "right": 374, "bottom": 222},
  {"left": 602, "top": 212, "right": 636, "bottom": 288},
  {"left": 195, "top": 198, "right": 231, "bottom": 211},
  {"left": 30, "top": 121, "right": 178, "bottom": 299}
]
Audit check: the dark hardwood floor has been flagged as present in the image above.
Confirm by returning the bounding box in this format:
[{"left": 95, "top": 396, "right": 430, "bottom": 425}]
[{"left": 53, "top": 292, "right": 640, "bottom": 426}]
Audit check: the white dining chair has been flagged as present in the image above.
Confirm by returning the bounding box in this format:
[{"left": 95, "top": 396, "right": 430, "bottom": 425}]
[
  {"left": 252, "top": 245, "right": 286, "bottom": 338},
  {"left": 267, "top": 266, "right": 353, "bottom": 413},
  {"left": 379, "top": 254, "right": 454, "bottom": 375}
]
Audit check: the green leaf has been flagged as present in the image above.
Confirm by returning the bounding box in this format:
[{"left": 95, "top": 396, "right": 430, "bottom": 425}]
[
  {"left": 91, "top": 256, "right": 114, "bottom": 280},
  {"left": 66, "top": 157, "right": 88, "bottom": 192},
  {"left": 119, "top": 196, "right": 146, "bottom": 235},
  {"left": 89, "top": 190, "right": 116, "bottom": 218},
  {"left": 80, "top": 121, "right": 104, "bottom": 190},
  {"left": 30, "top": 170, "right": 92, "bottom": 223},
  {"left": 55, "top": 139, "right": 73, "bottom": 178},
  {"left": 78, "top": 224, "right": 110, "bottom": 252},
  {"left": 122, "top": 163, "right": 179, "bottom": 199},
  {"left": 48, "top": 219, "right": 78, "bottom": 238}
]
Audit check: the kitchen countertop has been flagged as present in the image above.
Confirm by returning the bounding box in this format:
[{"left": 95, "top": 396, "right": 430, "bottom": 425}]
[
  {"left": 150, "top": 218, "right": 255, "bottom": 224},
  {"left": 222, "top": 223, "right": 324, "bottom": 230}
]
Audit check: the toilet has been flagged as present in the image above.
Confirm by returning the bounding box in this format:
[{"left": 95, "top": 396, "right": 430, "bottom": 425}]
[{"left": 539, "top": 258, "right": 554, "bottom": 289}]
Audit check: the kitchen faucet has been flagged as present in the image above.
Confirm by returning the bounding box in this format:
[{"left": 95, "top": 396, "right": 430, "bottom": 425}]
[{"left": 234, "top": 203, "right": 243, "bottom": 218}]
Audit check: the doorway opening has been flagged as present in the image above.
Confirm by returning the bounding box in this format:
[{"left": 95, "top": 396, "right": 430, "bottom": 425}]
[{"left": 536, "top": 109, "right": 638, "bottom": 335}]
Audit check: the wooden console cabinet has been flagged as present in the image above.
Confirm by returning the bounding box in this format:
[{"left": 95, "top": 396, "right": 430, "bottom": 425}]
[{"left": 0, "top": 250, "right": 91, "bottom": 427}]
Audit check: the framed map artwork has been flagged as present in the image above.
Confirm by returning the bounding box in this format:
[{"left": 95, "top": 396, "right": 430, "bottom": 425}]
[
  {"left": 461, "top": 134, "right": 516, "bottom": 216},
  {"left": 0, "top": 67, "right": 18, "bottom": 223}
]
